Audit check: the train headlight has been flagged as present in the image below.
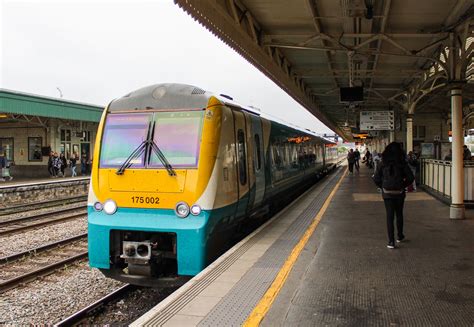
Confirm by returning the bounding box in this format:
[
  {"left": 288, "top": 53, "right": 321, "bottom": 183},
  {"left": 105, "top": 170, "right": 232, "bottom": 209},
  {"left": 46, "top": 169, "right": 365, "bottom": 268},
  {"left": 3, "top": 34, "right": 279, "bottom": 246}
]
[
  {"left": 190, "top": 204, "right": 201, "bottom": 216},
  {"left": 175, "top": 202, "right": 190, "bottom": 218},
  {"left": 93, "top": 202, "right": 103, "bottom": 211},
  {"left": 103, "top": 199, "right": 117, "bottom": 215}
]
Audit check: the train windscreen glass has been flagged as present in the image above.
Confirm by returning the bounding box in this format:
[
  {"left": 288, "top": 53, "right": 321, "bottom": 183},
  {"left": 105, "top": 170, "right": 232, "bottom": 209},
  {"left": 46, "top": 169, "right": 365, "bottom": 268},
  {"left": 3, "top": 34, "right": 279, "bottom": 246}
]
[
  {"left": 149, "top": 111, "right": 204, "bottom": 168},
  {"left": 100, "top": 113, "right": 151, "bottom": 168}
]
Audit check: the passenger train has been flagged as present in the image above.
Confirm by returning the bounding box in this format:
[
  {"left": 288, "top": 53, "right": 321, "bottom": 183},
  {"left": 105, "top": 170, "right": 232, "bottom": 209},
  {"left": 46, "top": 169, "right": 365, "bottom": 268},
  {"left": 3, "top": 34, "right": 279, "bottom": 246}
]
[{"left": 88, "top": 83, "right": 341, "bottom": 286}]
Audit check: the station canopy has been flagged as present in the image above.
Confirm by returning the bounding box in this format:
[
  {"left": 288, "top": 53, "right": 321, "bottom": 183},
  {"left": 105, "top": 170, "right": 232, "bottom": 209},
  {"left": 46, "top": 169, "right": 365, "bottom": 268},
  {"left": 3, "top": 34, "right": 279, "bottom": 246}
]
[
  {"left": 175, "top": 0, "right": 474, "bottom": 139},
  {"left": 0, "top": 89, "right": 103, "bottom": 125}
]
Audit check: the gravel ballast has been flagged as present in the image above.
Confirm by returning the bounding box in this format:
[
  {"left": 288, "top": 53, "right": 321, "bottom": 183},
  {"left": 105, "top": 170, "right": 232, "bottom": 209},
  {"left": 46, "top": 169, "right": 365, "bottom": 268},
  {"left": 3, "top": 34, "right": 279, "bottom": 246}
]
[
  {"left": 0, "top": 217, "right": 87, "bottom": 258},
  {"left": 0, "top": 262, "right": 123, "bottom": 325}
]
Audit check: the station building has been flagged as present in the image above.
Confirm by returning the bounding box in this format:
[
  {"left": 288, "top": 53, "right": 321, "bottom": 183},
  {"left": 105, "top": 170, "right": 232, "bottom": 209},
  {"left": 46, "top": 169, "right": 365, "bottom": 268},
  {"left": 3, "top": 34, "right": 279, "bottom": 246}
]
[{"left": 0, "top": 89, "right": 103, "bottom": 177}]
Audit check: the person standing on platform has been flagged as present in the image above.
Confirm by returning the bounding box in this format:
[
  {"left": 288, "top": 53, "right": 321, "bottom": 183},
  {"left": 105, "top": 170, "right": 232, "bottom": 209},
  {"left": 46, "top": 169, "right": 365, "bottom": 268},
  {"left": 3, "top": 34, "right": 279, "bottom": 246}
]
[
  {"left": 60, "top": 153, "right": 67, "bottom": 177},
  {"left": 48, "top": 151, "right": 55, "bottom": 177},
  {"left": 372, "top": 142, "right": 414, "bottom": 249},
  {"left": 463, "top": 145, "right": 472, "bottom": 160},
  {"left": 354, "top": 148, "right": 360, "bottom": 172},
  {"left": 53, "top": 152, "right": 61, "bottom": 177},
  {"left": 363, "top": 149, "right": 373, "bottom": 168},
  {"left": 373, "top": 151, "right": 381, "bottom": 172},
  {"left": 0, "top": 152, "right": 12, "bottom": 181},
  {"left": 347, "top": 149, "right": 356, "bottom": 173},
  {"left": 407, "top": 151, "right": 418, "bottom": 191},
  {"left": 81, "top": 152, "right": 87, "bottom": 176},
  {"left": 70, "top": 153, "right": 78, "bottom": 177}
]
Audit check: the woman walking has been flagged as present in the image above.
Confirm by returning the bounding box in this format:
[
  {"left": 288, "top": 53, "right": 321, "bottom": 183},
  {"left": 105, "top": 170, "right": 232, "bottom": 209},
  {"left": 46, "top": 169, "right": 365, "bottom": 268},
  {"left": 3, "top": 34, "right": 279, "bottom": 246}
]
[{"left": 373, "top": 142, "right": 414, "bottom": 249}]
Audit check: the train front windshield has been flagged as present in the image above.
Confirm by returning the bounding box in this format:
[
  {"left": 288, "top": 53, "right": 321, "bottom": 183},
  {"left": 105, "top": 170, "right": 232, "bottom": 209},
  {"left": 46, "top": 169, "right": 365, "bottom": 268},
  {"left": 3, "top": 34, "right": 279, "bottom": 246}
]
[{"left": 100, "top": 111, "right": 204, "bottom": 168}]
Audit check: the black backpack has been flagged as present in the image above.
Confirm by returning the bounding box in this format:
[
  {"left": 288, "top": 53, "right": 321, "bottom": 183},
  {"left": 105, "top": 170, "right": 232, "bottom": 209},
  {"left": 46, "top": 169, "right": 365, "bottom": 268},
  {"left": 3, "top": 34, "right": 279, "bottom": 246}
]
[{"left": 382, "top": 163, "right": 404, "bottom": 191}]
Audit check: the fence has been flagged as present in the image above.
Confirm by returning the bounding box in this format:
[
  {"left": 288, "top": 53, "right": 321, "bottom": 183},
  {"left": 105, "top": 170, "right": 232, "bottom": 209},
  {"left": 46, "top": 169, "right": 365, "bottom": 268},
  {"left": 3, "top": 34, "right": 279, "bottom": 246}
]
[{"left": 420, "top": 159, "right": 474, "bottom": 203}]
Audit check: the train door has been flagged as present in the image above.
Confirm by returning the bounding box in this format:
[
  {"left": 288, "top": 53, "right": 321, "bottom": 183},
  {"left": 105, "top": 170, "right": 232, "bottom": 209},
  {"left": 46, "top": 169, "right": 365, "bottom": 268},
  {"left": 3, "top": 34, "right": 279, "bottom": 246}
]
[
  {"left": 233, "top": 110, "right": 250, "bottom": 218},
  {"left": 248, "top": 114, "right": 265, "bottom": 210}
]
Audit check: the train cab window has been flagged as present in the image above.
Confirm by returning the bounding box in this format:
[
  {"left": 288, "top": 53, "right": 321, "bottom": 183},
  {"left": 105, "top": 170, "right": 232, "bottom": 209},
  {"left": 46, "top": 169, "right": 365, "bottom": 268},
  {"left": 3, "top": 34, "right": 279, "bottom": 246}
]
[
  {"left": 100, "top": 113, "right": 151, "bottom": 168},
  {"left": 254, "top": 134, "right": 261, "bottom": 171},
  {"left": 237, "top": 129, "right": 247, "bottom": 185},
  {"left": 150, "top": 111, "right": 204, "bottom": 168}
]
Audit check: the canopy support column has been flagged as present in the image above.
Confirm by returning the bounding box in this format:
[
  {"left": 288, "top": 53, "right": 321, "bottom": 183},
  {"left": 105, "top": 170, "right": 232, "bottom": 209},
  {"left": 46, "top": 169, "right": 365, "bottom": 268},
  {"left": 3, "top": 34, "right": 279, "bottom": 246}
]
[
  {"left": 450, "top": 87, "right": 465, "bottom": 219},
  {"left": 406, "top": 114, "right": 413, "bottom": 153}
]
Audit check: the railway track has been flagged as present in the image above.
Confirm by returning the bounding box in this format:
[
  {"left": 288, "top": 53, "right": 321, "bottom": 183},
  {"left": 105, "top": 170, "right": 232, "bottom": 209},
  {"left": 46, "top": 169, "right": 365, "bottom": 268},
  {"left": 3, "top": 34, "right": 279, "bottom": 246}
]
[
  {"left": 0, "top": 233, "right": 87, "bottom": 265},
  {"left": 0, "top": 195, "right": 87, "bottom": 216},
  {"left": 55, "top": 284, "right": 135, "bottom": 327},
  {"left": 0, "top": 237, "right": 89, "bottom": 293},
  {"left": 0, "top": 205, "right": 87, "bottom": 236}
]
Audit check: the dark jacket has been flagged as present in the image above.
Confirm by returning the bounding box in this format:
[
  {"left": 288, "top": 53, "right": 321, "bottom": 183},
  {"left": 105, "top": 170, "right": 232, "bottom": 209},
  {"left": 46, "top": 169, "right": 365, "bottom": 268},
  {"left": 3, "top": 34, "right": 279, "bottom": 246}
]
[
  {"left": 373, "top": 161, "right": 414, "bottom": 199},
  {"left": 347, "top": 152, "right": 356, "bottom": 164},
  {"left": 48, "top": 156, "right": 53, "bottom": 168},
  {"left": 354, "top": 150, "right": 360, "bottom": 160}
]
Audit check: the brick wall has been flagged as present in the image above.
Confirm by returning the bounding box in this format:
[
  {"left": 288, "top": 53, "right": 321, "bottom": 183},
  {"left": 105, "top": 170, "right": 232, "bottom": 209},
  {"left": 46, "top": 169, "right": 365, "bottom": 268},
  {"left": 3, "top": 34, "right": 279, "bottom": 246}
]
[{"left": 0, "top": 179, "right": 90, "bottom": 207}]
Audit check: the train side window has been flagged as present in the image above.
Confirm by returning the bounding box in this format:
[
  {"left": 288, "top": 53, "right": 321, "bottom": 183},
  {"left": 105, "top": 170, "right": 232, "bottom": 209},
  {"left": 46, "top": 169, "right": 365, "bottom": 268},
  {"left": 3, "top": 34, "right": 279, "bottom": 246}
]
[
  {"left": 237, "top": 129, "right": 247, "bottom": 185},
  {"left": 254, "top": 134, "right": 261, "bottom": 171}
]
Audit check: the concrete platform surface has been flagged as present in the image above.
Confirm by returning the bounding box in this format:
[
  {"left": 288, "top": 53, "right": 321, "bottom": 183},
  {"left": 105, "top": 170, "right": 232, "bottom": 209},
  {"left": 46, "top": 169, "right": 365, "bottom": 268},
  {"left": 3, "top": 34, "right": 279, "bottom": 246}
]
[{"left": 262, "top": 166, "right": 474, "bottom": 326}]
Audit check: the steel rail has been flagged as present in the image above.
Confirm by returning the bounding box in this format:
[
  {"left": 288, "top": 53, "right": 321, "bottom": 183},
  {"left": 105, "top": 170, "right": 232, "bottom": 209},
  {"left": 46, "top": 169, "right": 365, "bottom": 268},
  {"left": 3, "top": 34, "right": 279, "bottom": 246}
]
[
  {"left": 0, "top": 204, "right": 86, "bottom": 227},
  {"left": 0, "top": 195, "right": 87, "bottom": 216},
  {"left": 0, "top": 233, "right": 87, "bottom": 265},
  {"left": 0, "top": 251, "right": 88, "bottom": 293},
  {"left": 0, "top": 210, "right": 87, "bottom": 237},
  {"left": 54, "top": 284, "right": 135, "bottom": 327}
]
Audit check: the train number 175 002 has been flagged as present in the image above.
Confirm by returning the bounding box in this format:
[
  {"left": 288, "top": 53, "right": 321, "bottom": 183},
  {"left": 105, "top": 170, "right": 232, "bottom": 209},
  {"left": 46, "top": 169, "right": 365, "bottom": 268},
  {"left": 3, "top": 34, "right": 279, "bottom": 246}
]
[{"left": 131, "top": 196, "right": 160, "bottom": 204}]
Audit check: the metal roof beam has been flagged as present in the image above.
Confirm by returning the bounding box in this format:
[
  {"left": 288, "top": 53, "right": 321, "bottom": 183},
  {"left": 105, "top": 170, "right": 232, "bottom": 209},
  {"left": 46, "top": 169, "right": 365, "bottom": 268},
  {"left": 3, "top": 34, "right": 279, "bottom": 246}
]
[
  {"left": 367, "top": 0, "right": 391, "bottom": 93},
  {"left": 264, "top": 42, "right": 445, "bottom": 66},
  {"left": 174, "top": 0, "right": 345, "bottom": 137},
  {"left": 263, "top": 33, "right": 449, "bottom": 43},
  {"left": 305, "top": 0, "right": 340, "bottom": 89},
  {"left": 300, "top": 72, "right": 423, "bottom": 78}
]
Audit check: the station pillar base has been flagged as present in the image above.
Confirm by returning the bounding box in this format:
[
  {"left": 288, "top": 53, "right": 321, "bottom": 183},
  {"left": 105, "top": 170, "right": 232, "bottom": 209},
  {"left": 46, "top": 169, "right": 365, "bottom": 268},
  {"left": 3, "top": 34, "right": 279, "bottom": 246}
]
[{"left": 449, "top": 204, "right": 465, "bottom": 220}]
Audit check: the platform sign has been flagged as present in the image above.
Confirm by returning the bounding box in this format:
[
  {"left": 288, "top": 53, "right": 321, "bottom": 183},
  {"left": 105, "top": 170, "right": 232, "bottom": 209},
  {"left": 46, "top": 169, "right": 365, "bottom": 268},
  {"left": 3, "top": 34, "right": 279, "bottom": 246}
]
[{"left": 360, "top": 111, "right": 394, "bottom": 131}]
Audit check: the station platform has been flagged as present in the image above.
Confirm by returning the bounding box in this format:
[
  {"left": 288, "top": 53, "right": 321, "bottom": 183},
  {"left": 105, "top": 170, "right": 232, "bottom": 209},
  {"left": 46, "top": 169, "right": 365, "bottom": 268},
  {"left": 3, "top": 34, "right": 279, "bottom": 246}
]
[{"left": 132, "top": 165, "right": 474, "bottom": 326}]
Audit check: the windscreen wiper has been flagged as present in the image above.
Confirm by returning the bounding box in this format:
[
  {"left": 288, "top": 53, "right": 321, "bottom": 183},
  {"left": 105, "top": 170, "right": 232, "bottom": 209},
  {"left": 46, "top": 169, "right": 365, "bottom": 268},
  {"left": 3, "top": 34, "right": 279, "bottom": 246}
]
[
  {"left": 116, "top": 140, "right": 148, "bottom": 175},
  {"left": 149, "top": 140, "right": 176, "bottom": 176},
  {"left": 116, "top": 139, "right": 176, "bottom": 176}
]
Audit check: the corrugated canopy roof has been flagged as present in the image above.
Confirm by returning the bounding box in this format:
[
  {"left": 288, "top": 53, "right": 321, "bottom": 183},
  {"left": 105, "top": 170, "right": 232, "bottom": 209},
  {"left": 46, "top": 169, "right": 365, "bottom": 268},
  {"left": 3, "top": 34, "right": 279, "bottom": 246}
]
[
  {"left": 0, "top": 89, "right": 103, "bottom": 122},
  {"left": 175, "top": 0, "right": 474, "bottom": 139}
]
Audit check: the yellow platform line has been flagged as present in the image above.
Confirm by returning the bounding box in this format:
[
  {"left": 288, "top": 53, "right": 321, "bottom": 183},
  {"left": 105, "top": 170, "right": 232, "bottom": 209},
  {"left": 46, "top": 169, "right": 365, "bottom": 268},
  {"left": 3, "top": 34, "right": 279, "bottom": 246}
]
[{"left": 243, "top": 168, "right": 348, "bottom": 327}]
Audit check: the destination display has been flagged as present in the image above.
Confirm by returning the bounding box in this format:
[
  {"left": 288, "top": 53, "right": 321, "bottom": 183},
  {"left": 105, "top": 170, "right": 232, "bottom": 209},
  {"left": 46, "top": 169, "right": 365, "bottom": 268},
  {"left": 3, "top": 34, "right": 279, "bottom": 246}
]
[{"left": 360, "top": 111, "right": 394, "bottom": 130}]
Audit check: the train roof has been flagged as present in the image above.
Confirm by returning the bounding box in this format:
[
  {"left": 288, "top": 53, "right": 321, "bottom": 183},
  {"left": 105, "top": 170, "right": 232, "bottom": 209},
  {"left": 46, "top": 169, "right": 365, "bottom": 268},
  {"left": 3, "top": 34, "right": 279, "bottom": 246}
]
[
  {"left": 109, "top": 83, "right": 335, "bottom": 144},
  {"left": 109, "top": 83, "right": 212, "bottom": 112}
]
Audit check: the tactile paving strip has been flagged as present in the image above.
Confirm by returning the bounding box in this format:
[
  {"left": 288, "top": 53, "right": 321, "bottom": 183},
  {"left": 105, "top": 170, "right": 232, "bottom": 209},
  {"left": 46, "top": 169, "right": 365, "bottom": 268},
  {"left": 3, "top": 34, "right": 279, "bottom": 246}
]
[
  {"left": 198, "top": 168, "right": 343, "bottom": 326},
  {"left": 142, "top": 232, "right": 260, "bottom": 326}
]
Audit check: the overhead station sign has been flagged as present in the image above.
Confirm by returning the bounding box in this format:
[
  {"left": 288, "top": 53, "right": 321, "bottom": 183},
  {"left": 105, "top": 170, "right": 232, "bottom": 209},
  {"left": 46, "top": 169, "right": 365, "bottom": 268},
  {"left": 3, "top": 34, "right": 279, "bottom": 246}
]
[{"left": 360, "top": 111, "right": 394, "bottom": 130}]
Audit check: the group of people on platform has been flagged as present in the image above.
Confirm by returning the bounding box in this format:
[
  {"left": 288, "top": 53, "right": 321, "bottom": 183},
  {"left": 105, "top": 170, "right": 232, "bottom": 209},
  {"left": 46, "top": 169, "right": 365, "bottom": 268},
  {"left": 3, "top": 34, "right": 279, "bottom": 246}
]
[
  {"left": 47, "top": 151, "right": 91, "bottom": 178},
  {"left": 0, "top": 152, "right": 13, "bottom": 182},
  {"left": 346, "top": 148, "right": 381, "bottom": 173}
]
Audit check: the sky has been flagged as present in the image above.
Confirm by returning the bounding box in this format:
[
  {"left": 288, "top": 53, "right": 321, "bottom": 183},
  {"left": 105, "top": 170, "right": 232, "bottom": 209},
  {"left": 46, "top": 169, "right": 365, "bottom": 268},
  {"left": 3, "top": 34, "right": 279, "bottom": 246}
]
[{"left": 1, "top": 0, "right": 332, "bottom": 134}]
